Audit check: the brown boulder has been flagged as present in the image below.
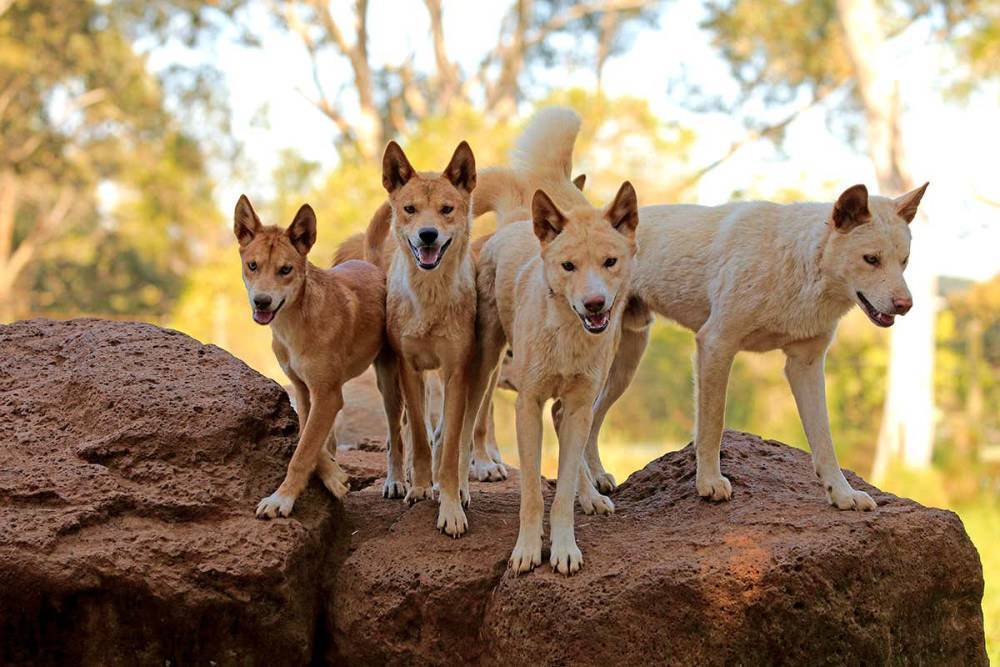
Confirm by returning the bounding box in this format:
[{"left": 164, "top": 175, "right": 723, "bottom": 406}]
[{"left": 0, "top": 319, "right": 987, "bottom": 665}]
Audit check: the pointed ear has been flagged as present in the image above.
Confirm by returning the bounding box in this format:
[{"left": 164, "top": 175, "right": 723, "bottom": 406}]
[
  {"left": 234, "top": 194, "right": 262, "bottom": 247},
  {"left": 286, "top": 204, "right": 317, "bottom": 256},
  {"left": 832, "top": 184, "right": 871, "bottom": 232},
  {"left": 572, "top": 174, "right": 586, "bottom": 191},
  {"left": 382, "top": 141, "right": 415, "bottom": 193},
  {"left": 532, "top": 190, "right": 567, "bottom": 244},
  {"left": 894, "top": 182, "right": 928, "bottom": 223},
  {"left": 444, "top": 140, "right": 477, "bottom": 193},
  {"left": 605, "top": 181, "right": 639, "bottom": 238}
]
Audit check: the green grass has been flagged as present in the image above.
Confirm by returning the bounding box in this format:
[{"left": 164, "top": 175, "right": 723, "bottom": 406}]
[{"left": 954, "top": 503, "right": 1000, "bottom": 663}]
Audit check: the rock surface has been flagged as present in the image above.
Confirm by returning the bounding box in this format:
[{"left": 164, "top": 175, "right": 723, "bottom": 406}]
[{"left": 0, "top": 319, "right": 988, "bottom": 666}]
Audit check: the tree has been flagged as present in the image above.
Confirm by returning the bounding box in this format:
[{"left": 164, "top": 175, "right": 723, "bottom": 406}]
[
  {"left": 0, "top": 0, "right": 235, "bottom": 321},
  {"left": 268, "top": 0, "right": 660, "bottom": 161},
  {"left": 695, "top": 0, "right": 998, "bottom": 477}
]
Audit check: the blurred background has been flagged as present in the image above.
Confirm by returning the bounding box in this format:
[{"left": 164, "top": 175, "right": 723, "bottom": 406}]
[{"left": 1, "top": 0, "right": 997, "bottom": 656}]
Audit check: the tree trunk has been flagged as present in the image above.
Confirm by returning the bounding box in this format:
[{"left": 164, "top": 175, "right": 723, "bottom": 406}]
[{"left": 837, "top": 0, "right": 937, "bottom": 477}]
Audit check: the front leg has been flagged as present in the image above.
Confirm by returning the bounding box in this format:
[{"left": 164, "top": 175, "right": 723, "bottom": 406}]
[
  {"left": 470, "top": 370, "right": 507, "bottom": 482},
  {"left": 549, "top": 392, "right": 593, "bottom": 575},
  {"left": 694, "top": 323, "right": 737, "bottom": 502},
  {"left": 436, "top": 366, "right": 470, "bottom": 537},
  {"left": 509, "top": 393, "right": 545, "bottom": 574},
  {"left": 784, "top": 338, "right": 876, "bottom": 511},
  {"left": 257, "top": 385, "right": 344, "bottom": 519},
  {"left": 374, "top": 349, "right": 407, "bottom": 499},
  {"left": 398, "top": 364, "right": 433, "bottom": 505}
]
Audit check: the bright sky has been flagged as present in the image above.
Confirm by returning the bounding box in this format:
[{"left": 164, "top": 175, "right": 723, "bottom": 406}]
[{"left": 154, "top": 0, "right": 1000, "bottom": 282}]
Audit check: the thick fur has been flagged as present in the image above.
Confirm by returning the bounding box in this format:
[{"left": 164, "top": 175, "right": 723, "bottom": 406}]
[
  {"left": 365, "top": 140, "right": 481, "bottom": 537},
  {"left": 233, "top": 195, "right": 386, "bottom": 519},
  {"left": 590, "top": 183, "right": 928, "bottom": 511},
  {"left": 464, "top": 182, "right": 640, "bottom": 574}
]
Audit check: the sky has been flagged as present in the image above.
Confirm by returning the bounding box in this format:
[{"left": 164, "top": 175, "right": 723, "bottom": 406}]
[{"left": 152, "top": 0, "right": 1000, "bottom": 282}]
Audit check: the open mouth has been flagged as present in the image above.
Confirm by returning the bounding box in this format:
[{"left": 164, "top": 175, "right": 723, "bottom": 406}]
[
  {"left": 856, "top": 291, "right": 895, "bottom": 328},
  {"left": 252, "top": 299, "right": 284, "bottom": 326},
  {"left": 408, "top": 237, "right": 452, "bottom": 270},
  {"left": 577, "top": 309, "right": 611, "bottom": 334}
]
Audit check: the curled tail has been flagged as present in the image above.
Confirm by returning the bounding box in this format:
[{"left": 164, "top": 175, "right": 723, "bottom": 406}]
[{"left": 474, "top": 106, "right": 585, "bottom": 227}]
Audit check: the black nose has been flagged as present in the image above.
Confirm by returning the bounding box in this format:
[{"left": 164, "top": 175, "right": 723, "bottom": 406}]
[
  {"left": 253, "top": 295, "right": 272, "bottom": 310},
  {"left": 418, "top": 227, "right": 439, "bottom": 244},
  {"left": 584, "top": 296, "right": 606, "bottom": 313}
]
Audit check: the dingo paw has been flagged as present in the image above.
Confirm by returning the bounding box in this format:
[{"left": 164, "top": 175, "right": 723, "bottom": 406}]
[
  {"left": 382, "top": 478, "right": 407, "bottom": 500},
  {"left": 696, "top": 472, "right": 732, "bottom": 502},
  {"left": 470, "top": 457, "right": 508, "bottom": 482},
  {"left": 509, "top": 534, "right": 543, "bottom": 574},
  {"left": 593, "top": 472, "right": 617, "bottom": 494},
  {"left": 317, "top": 457, "right": 349, "bottom": 500},
  {"left": 549, "top": 534, "right": 583, "bottom": 575},
  {"left": 404, "top": 485, "right": 433, "bottom": 506},
  {"left": 460, "top": 483, "right": 470, "bottom": 509},
  {"left": 828, "top": 484, "right": 876, "bottom": 511},
  {"left": 256, "top": 492, "right": 295, "bottom": 519},
  {"left": 437, "top": 496, "right": 468, "bottom": 537},
  {"left": 578, "top": 490, "right": 615, "bottom": 516}
]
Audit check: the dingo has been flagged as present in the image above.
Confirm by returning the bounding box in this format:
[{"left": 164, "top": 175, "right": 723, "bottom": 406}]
[
  {"left": 464, "top": 182, "right": 640, "bottom": 574},
  {"left": 233, "top": 195, "right": 386, "bottom": 519},
  {"left": 362, "top": 140, "right": 479, "bottom": 537}
]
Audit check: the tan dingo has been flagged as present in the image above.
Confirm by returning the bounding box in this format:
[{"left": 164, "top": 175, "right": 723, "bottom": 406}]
[
  {"left": 233, "top": 196, "right": 386, "bottom": 519},
  {"left": 463, "top": 182, "right": 640, "bottom": 574}
]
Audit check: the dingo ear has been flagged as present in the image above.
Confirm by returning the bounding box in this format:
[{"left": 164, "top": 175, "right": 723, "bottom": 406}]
[
  {"left": 832, "top": 184, "right": 871, "bottom": 232},
  {"left": 532, "top": 190, "right": 567, "bottom": 244},
  {"left": 234, "top": 194, "right": 262, "bottom": 247},
  {"left": 572, "top": 174, "right": 586, "bottom": 191},
  {"left": 286, "top": 204, "right": 317, "bottom": 256},
  {"left": 894, "top": 182, "right": 929, "bottom": 223},
  {"left": 382, "top": 141, "right": 415, "bottom": 193},
  {"left": 444, "top": 140, "right": 477, "bottom": 194},
  {"left": 605, "top": 181, "right": 639, "bottom": 238}
]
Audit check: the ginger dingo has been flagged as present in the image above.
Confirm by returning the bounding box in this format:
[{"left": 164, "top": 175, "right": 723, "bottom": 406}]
[{"left": 233, "top": 196, "right": 386, "bottom": 519}]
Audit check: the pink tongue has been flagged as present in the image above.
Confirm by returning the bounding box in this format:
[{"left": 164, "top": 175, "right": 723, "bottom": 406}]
[
  {"left": 418, "top": 246, "right": 440, "bottom": 265},
  {"left": 253, "top": 309, "right": 275, "bottom": 325}
]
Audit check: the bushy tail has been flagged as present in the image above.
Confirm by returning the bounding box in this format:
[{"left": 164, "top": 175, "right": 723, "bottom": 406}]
[
  {"left": 510, "top": 106, "right": 581, "bottom": 179},
  {"left": 363, "top": 201, "right": 392, "bottom": 269},
  {"left": 474, "top": 106, "right": 584, "bottom": 226}
]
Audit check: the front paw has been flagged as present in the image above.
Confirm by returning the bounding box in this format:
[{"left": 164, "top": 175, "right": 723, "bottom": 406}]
[
  {"left": 508, "top": 533, "right": 543, "bottom": 574},
  {"left": 578, "top": 490, "right": 615, "bottom": 516},
  {"left": 404, "top": 484, "right": 433, "bottom": 506},
  {"left": 256, "top": 492, "right": 295, "bottom": 519},
  {"left": 827, "top": 484, "right": 876, "bottom": 511},
  {"left": 470, "top": 457, "right": 508, "bottom": 482},
  {"left": 593, "top": 471, "right": 617, "bottom": 495},
  {"left": 317, "top": 456, "right": 349, "bottom": 500},
  {"left": 460, "top": 483, "right": 470, "bottom": 508},
  {"left": 382, "top": 478, "right": 407, "bottom": 499},
  {"left": 696, "top": 472, "right": 732, "bottom": 502},
  {"left": 437, "top": 495, "right": 468, "bottom": 537},
  {"left": 549, "top": 533, "right": 583, "bottom": 575}
]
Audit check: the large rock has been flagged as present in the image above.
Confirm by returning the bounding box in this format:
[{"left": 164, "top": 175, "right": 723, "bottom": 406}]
[{"left": 0, "top": 319, "right": 987, "bottom": 665}]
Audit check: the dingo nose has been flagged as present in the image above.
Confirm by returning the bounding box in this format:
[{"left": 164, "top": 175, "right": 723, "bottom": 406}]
[
  {"left": 584, "top": 296, "right": 606, "bottom": 313},
  {"left": 418, "top": 227, "right": 439, "bottom": 244},
  {"left": 253, "top": 295, "right": 272, "bottom": 310},
  {"left": 892, "top": 296, "right": 912, "bottom": 314}
]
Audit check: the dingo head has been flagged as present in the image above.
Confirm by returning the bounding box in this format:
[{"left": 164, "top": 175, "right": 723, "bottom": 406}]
[
  {"left": 382, "top": 140, "right": 476, "bottom": 271},
  {"left": 233, "top": 194, "right": 316, "bottom": 326},
  {"left": 532, "top": 182, "right": 639, "bottom": 334},
  {"left": 822, "top": 182, "right": 928, "bottom": 327}
]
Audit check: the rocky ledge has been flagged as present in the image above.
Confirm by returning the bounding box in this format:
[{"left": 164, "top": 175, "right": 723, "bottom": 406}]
[{"left": 0, "top": 319, "right": 987, "bottom": 665}]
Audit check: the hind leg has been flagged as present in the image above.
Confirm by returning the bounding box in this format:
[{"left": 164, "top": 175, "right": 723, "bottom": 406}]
[{"left": 470, "top": 370, "right": 507, "bottom": 482}]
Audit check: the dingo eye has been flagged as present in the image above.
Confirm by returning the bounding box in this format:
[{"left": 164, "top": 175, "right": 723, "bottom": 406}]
[
  {"left": 440, "top": 205, "right": 454, "bottom": 215},
  {"left": 561, "top": 261, "right": 575, "bottom": 272},
  {"left": 604, "top": 257, "right": 617, "bottom": 268},
  {"left": 863, "top": 254, "right": 880, "bottom": 266},
  {"left": 279, "top": 265, "right": 292, "bottom": 276},
  {"left": 247, "top": 261, "right": 257, "bottom": 272},
  {"left": 403, "top": 205, "right": 416, "bottom": 214}
]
